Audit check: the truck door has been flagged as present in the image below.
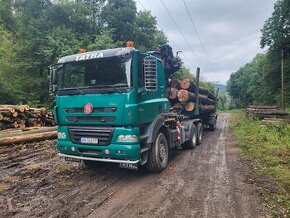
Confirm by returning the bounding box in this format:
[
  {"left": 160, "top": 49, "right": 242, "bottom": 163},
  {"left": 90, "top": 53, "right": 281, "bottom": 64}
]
[{"left": 137, "top": 54, "right": 169, "bottom": 124}]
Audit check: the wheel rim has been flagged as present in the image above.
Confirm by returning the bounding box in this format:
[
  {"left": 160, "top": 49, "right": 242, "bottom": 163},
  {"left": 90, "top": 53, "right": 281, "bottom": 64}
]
[{"left": 157, "top": 135, "right": 168, "bottom": 165}]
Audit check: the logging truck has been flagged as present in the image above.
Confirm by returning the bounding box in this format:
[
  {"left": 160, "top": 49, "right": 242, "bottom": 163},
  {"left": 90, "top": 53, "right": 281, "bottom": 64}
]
[{"left": 50, "top": 45, "right": 217, "bottom": 172}]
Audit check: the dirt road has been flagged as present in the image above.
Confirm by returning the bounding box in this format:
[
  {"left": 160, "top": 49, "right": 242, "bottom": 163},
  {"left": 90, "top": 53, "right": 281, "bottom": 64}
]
[{"left": 0, "top": 113, "right": 267, "bottom": 218}]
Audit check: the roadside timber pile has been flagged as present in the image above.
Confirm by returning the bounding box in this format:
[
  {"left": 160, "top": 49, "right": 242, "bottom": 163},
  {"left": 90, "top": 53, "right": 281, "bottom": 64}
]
[
  {"left": 0, "top": 105, "right": 57, "bottom": 146},
  {"left": 0, "top": 105, "right": 55, "bottom": 130},
  {"left": 246, "top": 105, "right": 290, "bottom": 121},
  {"left": 168, "top": 78, "right": 217, "bottom": 115}
]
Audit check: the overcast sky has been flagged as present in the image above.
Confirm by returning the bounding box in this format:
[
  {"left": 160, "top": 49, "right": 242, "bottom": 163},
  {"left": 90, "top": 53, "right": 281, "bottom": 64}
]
[{"left": 136, "top": 0, "right": 277, "bottom": 84}]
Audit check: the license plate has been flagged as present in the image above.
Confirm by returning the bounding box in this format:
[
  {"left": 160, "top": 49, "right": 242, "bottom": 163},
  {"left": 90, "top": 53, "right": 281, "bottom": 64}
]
[
  {"left": 119, "top": 163, "right": 138, "bottom": 170},
  {"left": 80, "top": 137, "right": 99, "bottom": 144},
  {"left": 65, "top": 157, "right": 82, "bottom": 162}
]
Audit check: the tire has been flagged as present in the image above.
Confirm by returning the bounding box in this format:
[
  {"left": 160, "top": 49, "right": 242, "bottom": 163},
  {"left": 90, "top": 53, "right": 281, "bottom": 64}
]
[
  {"left": 197, "top": 123, "right": 204, "bottom": 145},
  {"left": 209, "top": 118, "right": 217, "bottom": 131},
  {"left": 146, "top": 132, "right": 169, "bottom": 173},
  {"left": 183, "top": 124, "right": 197, "bottom": 149}
]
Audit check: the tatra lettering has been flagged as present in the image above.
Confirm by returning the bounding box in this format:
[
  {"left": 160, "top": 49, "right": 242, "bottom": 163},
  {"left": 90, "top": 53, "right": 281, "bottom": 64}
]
[
  {"left": 76, "top": 52, "right": 104, "bottom": 61},
  {"left": 97, "top": 53, "right": 104, "bottom": 58}
]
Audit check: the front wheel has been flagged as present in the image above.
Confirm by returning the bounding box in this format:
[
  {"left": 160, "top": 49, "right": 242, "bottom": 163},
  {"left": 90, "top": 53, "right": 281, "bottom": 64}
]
[{"left": 146, "top": 132, "right": 169, "bottom": 173}]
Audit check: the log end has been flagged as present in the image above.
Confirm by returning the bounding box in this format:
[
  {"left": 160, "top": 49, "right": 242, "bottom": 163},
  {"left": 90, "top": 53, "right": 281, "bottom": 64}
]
[
  {"left": 185, "top": 102, "right": 195, "bottom": 112},
  {"left": 177, "top": 89, "right": 189, "bottom": 102},
  {"left": 179, "top": 78, "right": 191, "bottom": 90}
]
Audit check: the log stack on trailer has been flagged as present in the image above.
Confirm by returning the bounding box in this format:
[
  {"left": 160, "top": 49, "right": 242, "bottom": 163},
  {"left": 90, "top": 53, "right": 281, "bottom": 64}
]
[
  {"left": 167, "top": 78, "right": 217, "bottom": 115},
  {"left": 0, "top": 105, "right": 55, "bottom": 131}
]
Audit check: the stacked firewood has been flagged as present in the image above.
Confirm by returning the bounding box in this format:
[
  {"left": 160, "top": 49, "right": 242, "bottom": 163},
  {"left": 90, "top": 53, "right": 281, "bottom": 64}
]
[
  {"left": 246, "top": 105, "right": 289, "bottom": 120},
  {"left": 167, "top": 78, "right": 217, "bottom": 115},
  {"left": 0, "top": 105, "right": 55, "bottom": 130}
]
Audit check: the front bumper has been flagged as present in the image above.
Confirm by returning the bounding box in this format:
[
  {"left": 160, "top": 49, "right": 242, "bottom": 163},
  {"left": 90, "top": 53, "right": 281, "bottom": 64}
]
[
  {"left": 57, "top": 126, "right": 141, "bottom": 163},
  {"left": 59, "top": 153, "right": 139, "bottom": 164},
  {"left": 57, "top": 141, "right": 141, "bottom": 163}
]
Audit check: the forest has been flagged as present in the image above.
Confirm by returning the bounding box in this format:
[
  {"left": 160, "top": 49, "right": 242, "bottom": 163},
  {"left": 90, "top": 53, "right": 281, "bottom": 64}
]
[
  {"left": 0, "top": 0, "right": 169, "bottom": 107},
  {"left": 227, "top": 0, "right": 290, "bottom": 109}
]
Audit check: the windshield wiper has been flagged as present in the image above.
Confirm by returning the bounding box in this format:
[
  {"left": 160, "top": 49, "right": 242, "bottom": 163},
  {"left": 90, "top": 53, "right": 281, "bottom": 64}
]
[
  {"left": 60, "top": 87, "right": 85, "bottom": 95},
  {"left": 91, "top": 84, "right": 129, "bottom": 93}
]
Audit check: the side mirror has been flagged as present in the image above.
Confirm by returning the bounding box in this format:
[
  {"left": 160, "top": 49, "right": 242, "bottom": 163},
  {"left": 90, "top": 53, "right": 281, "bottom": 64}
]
[
  {"left": 49, "top": 66, "right": 59, "bottom": 94},
  {"left": 50, "top": 67, "right": 58, "bottom": 85},
  {"left": 144, "top": 56, "right": 157, "bottom": 91}
]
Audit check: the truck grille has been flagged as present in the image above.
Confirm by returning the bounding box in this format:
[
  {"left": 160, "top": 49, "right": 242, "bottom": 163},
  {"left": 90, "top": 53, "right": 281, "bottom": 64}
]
[
  {"left": 66, "top": 116, "right": 115, "bottom": 123},
  {"left": 68, "top": 126, "right": 114, "bottom": 146}
]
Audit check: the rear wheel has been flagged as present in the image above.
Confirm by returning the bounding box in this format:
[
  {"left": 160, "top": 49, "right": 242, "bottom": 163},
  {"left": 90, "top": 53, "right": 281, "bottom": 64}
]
[
  {"left": 209, "top": 118, "right": 217, "bottom": 131},
  {"left": 197, "top": 123, "right": 204, "bottom": 145},
  {"left": 146, "top": 132, "right": 169, "bottom": 173},
  {"left": 183, "top": 125, "right": 197, "bottom": 149}
]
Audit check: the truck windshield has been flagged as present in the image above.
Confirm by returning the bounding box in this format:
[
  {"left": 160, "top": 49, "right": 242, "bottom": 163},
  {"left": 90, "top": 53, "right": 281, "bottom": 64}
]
[{"left": 59, "top": 56, "right": 132, "bottom": 89}]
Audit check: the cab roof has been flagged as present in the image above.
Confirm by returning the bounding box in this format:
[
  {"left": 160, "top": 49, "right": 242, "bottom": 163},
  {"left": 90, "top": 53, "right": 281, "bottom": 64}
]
[{"left": 57, "top": 47, "right": 136, "bottom": 64}]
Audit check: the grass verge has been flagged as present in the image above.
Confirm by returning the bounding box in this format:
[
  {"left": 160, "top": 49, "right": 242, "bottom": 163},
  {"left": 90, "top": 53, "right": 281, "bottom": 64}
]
[{"left": 229, "top": 110, "right": 290, "bottom": 217}]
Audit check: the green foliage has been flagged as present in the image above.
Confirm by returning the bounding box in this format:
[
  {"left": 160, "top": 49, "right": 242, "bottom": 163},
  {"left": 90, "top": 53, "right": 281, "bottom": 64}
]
[
  {"left": 87, "top": 30, "right": 122, "bottom": 50},
  {"left": 135, "top": 11, "right": 167, "bottom": 50},
  {"left": 230, "top": 111, "right": 290, "bottom": 217},
  {"left": 0, "top": 24, "right": 20, "bottom": 104},
  {"left": 227, "top": 51, "right": 290, "bottom": 108},
  {"left": 102, "top": 0, "right": 137, "bottom": 42},
  {"left": 228, "top": 1, "right": 290, "bottom": 109},
  {"left": 261, "top": 0, "right": 290, "bottom": 50},
  {"left": 217, "top": 92, "right": 231, "bottom": 111},
  {"left": 0, "top": 0, "right": 167, "bottom": 107},
  {"left": 172, "top": 66, "right": 193, "bottom": 81}
]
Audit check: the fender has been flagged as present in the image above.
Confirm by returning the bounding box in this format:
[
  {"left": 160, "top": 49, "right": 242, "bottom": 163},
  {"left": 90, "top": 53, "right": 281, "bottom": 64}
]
[
  {"left": 139, "top": 114, "right": 174, "bottom": 165},
  {"left": 140, "top": 114, "right": 165, "bottom": 146}
]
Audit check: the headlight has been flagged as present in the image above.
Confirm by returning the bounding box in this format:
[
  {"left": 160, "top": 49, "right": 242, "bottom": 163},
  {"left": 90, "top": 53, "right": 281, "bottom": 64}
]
[
  {"left": 117, "top": 135, "right": 138, "bottom": 143},
  {"left": 58, "top": 132, "right": 66, "bottom": 139}
]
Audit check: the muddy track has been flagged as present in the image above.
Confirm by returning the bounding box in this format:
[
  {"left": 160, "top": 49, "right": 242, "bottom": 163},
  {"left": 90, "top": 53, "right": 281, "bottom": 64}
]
[{"left": 0, "top": 113, "right": 267, "bottom": 218}]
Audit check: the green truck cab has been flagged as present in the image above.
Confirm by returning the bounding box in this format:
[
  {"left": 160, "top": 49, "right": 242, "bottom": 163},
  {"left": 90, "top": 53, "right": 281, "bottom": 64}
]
[{"left": 50, "top": 47, "right": 215, "bottom": 172}]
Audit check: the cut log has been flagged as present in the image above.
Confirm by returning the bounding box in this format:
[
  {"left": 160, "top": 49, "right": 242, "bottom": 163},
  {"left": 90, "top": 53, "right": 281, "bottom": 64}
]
[
  {"left": 185, "top": 102, "right": 195, "bottom": 112},
  {"left": 177, "top": 90, "right": 216, "bottom": 105},
  {"left": 0, "top": 131, "right": 57, "bottom": 146},
  {"left": 170, "top": 80, "right": 180, "bottom": 89},
  {"left": 0, "top": 107, "right": 15, "bottom": 113},
  {"left": 2, "top": 116, "right": 12, "bottom": 123},
  {"left": 179, "top": 78, "right": 216, "bottom": 100},
  {"left": 178, "top": 89, "right": 190, "bottom": 102},
  {"left": 0, "top": 104, "right": 55, "bottom": 131},
  {"left": 179, "top": 78, "right": 192, "bottom": 90},
  {"left": 0, "top": 105, "right": 26, "bottom": 112},
  {"left": 168, "top": 88, "right": 178, "bottom": 99}
]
